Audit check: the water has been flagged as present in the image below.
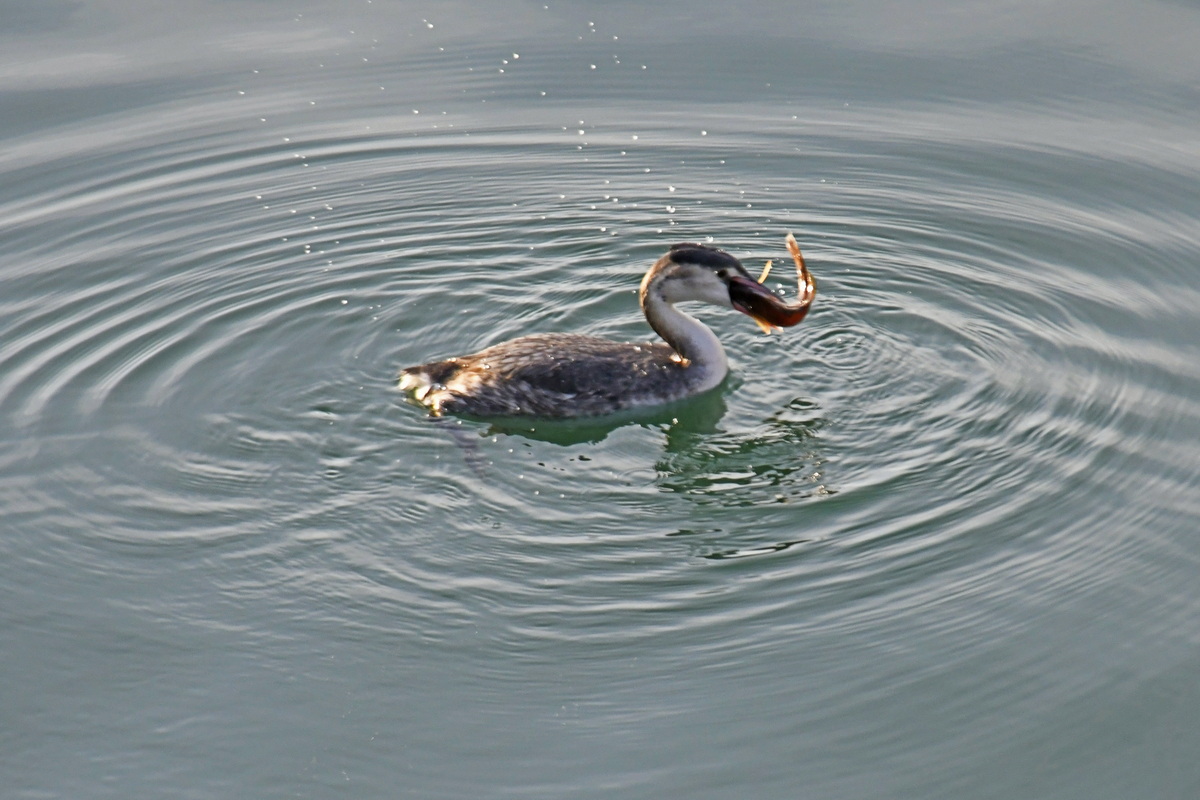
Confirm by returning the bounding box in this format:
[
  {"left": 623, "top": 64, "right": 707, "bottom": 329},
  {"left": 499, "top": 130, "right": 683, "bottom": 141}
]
[{"left": 3, "top": 1, "right": 1200, "bottom": 797}]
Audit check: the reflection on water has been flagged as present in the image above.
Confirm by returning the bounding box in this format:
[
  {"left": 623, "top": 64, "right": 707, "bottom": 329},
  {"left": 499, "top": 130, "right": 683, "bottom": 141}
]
[
  {"left": 3, "top": 1, "right": 1200, "bottom": 798},
  {"left": 476, "top": 382, "right": 730, "bottom": 446},
  {"left": 658, "top": 396, "right": 829, "bottom": 505}
]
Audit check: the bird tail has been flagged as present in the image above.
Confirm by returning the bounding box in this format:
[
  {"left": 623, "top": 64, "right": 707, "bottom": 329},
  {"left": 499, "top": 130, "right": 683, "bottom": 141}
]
[{"left": 398, "top": 359, "right": 461, "bottom": 401}]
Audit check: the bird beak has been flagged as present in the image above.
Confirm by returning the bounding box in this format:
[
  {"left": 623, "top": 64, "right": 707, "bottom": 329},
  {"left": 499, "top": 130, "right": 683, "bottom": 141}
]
[{"left": 727, "top": 235, "right": 816, "bottom": 332}]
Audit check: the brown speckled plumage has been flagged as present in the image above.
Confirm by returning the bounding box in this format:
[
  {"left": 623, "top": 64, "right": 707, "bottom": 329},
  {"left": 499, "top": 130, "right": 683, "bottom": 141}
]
[{"left": 401, "top": 332, "right": 704, "bottom": 418}]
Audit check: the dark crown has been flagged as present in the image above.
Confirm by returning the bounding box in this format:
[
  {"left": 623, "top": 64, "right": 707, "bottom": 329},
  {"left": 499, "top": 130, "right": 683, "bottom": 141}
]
[{"left": 667, "top": 243, "right": 749, "bottom": 276}]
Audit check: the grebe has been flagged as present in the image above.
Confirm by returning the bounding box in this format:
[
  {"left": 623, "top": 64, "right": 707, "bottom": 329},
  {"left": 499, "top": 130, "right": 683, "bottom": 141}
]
[{"left": 399, "top": 238, "right": 816, "bottom": 418}]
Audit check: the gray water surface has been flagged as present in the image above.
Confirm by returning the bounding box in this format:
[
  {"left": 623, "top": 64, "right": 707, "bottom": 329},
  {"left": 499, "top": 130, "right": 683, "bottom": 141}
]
[{"left": 3, "top": 1, "right": 1200, "bottom": 798}]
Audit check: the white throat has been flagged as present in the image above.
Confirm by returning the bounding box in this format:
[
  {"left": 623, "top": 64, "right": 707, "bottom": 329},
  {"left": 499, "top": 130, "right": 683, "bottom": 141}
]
[{"left": 643, "top": 294, "right": 729, "bottom": 390}]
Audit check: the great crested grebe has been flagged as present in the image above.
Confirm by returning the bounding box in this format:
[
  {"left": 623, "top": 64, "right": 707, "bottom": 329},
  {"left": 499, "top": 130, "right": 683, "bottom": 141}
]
[{"left": 399, "top": 237, "right": 816, "bottom": 418}]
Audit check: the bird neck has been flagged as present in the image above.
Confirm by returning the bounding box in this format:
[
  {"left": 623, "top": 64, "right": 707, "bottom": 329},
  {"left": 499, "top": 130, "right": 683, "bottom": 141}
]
[{"left": 642, "top": 293, "right": 729, "bottom": 376}]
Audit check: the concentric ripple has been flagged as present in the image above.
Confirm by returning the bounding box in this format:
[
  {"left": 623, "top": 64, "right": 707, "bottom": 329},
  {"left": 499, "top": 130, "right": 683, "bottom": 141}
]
[
  {"left": 3, "top": 88, "right": 1199, "bottom": 602},
  {"left": 4, "top": 45, "right": 1200, "bottom": 795}
]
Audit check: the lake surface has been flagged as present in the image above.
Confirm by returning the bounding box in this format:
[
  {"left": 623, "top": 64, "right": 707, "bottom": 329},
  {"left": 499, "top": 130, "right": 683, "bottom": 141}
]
[{"left": 3, "top": 1, "right": 1200, "bottom": 797}]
